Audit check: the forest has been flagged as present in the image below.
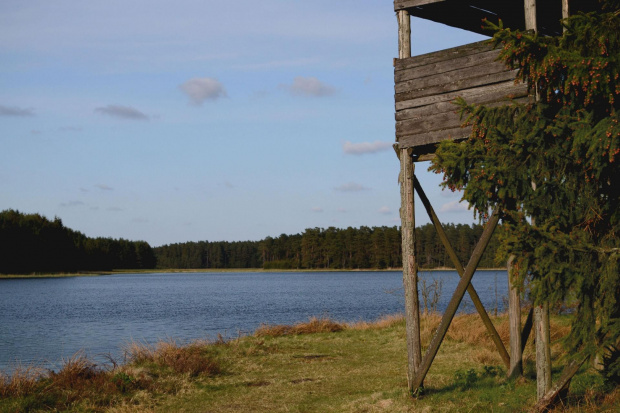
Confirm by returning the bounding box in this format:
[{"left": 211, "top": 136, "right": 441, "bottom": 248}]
[
  {"left": 154, "top": 223, "right": 501, "bottom": 270},
  {"left": 1, "top": 209, "right": 502, "bottom": 274},
  {"left": 0, "top": 209, "right": 156, "bottom": 274}
]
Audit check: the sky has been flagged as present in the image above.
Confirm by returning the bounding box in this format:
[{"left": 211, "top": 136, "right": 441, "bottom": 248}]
[{"left": 0, "top": 0, "right": 487, "bottom": 247}]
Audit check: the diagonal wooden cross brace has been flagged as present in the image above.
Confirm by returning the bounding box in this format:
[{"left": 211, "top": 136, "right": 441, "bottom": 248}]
[
  {"left": 413, "top": 176, "right": 510, "bottom": 369},
  {"left": 410, "top": 206, "right": 501, "bottom": 392}
]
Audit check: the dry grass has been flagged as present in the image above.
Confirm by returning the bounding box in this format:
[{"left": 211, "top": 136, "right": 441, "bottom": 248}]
[
  {"left": 0, "top": 364, "right": 43, "bottom": 398},
  {"left": 349, "top": 313, "right": 405, "bottom": 330},
  {"left": 254, "top": 316, "right": 346, "bottom": 337},
  {"left": 125, "top": 339, "right": 221, "bottom": 377}
]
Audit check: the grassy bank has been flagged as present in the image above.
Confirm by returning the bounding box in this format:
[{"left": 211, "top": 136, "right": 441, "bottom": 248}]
[{"left": 1, "top": 314, "right": 617, "bottom": 412}]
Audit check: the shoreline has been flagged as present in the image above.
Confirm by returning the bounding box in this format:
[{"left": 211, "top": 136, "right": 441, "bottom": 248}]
[{"left": 0, "top": 267, "right": 508, "bottom": 279}]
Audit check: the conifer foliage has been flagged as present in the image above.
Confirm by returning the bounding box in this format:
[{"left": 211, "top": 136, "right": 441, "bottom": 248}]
[{"left": 430, "top": 2, "right": 620, "bottom": 378}]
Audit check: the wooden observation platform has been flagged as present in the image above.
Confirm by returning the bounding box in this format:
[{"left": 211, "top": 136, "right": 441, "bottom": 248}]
[{"left": 394, "top": 0, "right": 596, "bottom": 408}]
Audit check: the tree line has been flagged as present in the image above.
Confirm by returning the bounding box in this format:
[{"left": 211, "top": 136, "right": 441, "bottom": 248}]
[
  {"left": 154, "top": 224, "right": 501, "bottom": 270},
  {"left": 1, "top": 209, "right": 503, "bottom": 274},
  {"left": 0, "top": 209, "right": 156, "bottom": 274}
]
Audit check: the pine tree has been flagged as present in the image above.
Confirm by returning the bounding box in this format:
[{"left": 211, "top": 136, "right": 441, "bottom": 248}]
[{"left": 430, "top": 2, "right": 620, "bottom": 379}]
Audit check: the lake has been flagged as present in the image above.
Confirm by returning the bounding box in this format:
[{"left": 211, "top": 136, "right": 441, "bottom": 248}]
[{"left": 0, "top": 270, "right": 507, "bottom": 372}]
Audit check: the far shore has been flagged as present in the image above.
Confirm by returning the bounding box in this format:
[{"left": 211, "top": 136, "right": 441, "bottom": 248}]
[{"left": 0, "top": 267, "right": 508, "bottom": 279}]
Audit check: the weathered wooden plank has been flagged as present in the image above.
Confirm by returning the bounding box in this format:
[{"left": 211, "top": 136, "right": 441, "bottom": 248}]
[
  {"left": 395, "top": 80, "right": 526, "bottom": 111},
  {"left": 396, "top": 111, "right": 462, "bottom": 136},
  {"left": 394, "top": 0, "right": 445, "bottom": 12},
  {"left": 414, "top": 177, "right": 510, "bottom": 369},
  {"left": 395, "top": 60, "right": 510, "bottom": 94},
  {"left": 395, "top": 49, "right": 501, "bottom": 83},
  {"left": 395, "top": 90, "right": 529, "bottom": 122},
  {"left": 398, "top": 127, "right": 468, "bottom": 148},
  {"left": 395, "top": 70, "right": 519, "bottom": 103},
  {"left": 400, "top": 148, "right": 423, "bottom": 392},
  {"left": 409, "top": 210, "right": 501, "bottom": 393},
  {"left": 395, "top": 41, "right": 492, "bottom": 71}
]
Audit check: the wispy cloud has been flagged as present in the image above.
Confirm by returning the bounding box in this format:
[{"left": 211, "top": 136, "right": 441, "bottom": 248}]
[
  {"left": 95, "top": 184, "right": 114, "bottom": 191},
  {"left": 59, "top": 126, "right": 82, "bottom": 132},
  {"left": 439, "top": 200, "right": 470, "bottom": 213},
  {"left": 95, "top": 105, "right": 149, "bottom": 120},
  {"left": 107, "top": 206, "right": 123, "bottom": 212},
  {"left": 343, "top": 140, "right": 392, "bottom": 155},
  {"left": 311, "top": 207, "right": 324, "bottom": 213},
  {"left": 282, "top": 76, "right": 335, "bottom": 97},
  {"left": 60, "top": 201, "right": 85, "bottom": 207},
  {"left": 334, "top": 182, "right": 369, "bottom": 192},
  {"left": 378, "top": 206, "right": 392, "bottom": 215},
  {"left": 179, "top": 77, "right": 227, "bottom": 105},
  {"left": 0, "top": 104, "right": 35, "bottom": 117},
  {"left": 237, "top": 57, "right": 318, "bottom": 71}
]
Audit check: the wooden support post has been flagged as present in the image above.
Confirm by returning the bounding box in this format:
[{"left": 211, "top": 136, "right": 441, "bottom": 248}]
[
  {"left": 535, "top": 303, "right": 552, "bottom": 398},
  {"left": 508, "top": 255, "right": 523, "bottom": 378},
  {"left": 397, "top": 9, "right": 411, "bottom": 59},
  {"left": 562, "top": 0, "right": 570, "bottom": 25},
  {"left": 413, "top": 177, "right": 510, "bottom": 369},
  {"left": 397, "top": 9, "right": 420, "bottom": 394},
  {"left": 400, "top": 148, "right": 422, "bottom": 392},
  {"left": 409, "top": 210, "right": 501, "bottom": 393},
  {"left": 524, "top": 0, "right": 537, "bottom": 32}
]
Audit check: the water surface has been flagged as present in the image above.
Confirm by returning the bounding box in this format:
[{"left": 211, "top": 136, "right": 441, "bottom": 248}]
[{"left": 0, "top": 270, "right": 507, "bottom": 371}]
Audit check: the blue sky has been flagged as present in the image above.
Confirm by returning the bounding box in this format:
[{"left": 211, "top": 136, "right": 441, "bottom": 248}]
[{"left": 0, "top": 1, "right": 487, "bottom": 247}]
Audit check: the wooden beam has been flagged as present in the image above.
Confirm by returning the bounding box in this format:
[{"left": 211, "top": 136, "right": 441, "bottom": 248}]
[
  {"left": 400, "top": 148, "right": 422, "bottom": 392},
  {"left": 524, "top": 0, "right": 537, "bottom": 32},
  {"left": 394, "top": 0, "right": 445, "bottom": 12},
  {"left": 562, "top": 0, "right": 570, "bottom": 33},
  {"left": 409, "top": 209, "right": 501, "bottom": 393},
  {"left": 397, "top": 10, "right": 411, "bottom": 60},
  {"left": 535, "top": 303, "right": 552, "bottom": 398},
  {"left": 521, "top": 307, "right": 534, "bottom": 353},
  {"left": 531, "top": 357, "right": 588, "bottom": 413},
  {"left": 508, "top": 255, "right": 523, "bottom": 378},
  {"left": 413, "top": 177, "right": 510, "bottom": 368}
]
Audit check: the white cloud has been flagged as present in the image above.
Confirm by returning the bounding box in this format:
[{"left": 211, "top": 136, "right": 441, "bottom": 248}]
[
  {"left": 0, "top": 104, "right": 35, "bottom": 117},
  {"left": 378, "top": 206, "right": 392, "bottom": 215},
  {"left": 439, "top": 200, "right": 470, "bottom": 213},
  {"left": 343, "top": 140, "right": 392, "bottom": 155},
  {"left": 334, "top": 182, "right": 370, "bottom": 192},
  {"left": 95, "top": 105, "right": 149, "bottom": 120},
  {"left": 179, "top": 77, "right": 227, "bottom": 105},
  {"left": 283, "top": 76, "right": 335, "bottom": 97}
]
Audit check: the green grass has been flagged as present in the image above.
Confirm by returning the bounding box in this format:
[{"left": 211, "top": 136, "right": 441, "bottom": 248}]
[{"left": 1, "top": 314, "right": 618, "bottom": 412}]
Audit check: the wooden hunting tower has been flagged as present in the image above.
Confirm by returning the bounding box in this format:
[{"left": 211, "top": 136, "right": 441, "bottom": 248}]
[{"left": 394, "top": 0, "right": 596, "bottom": 406}]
